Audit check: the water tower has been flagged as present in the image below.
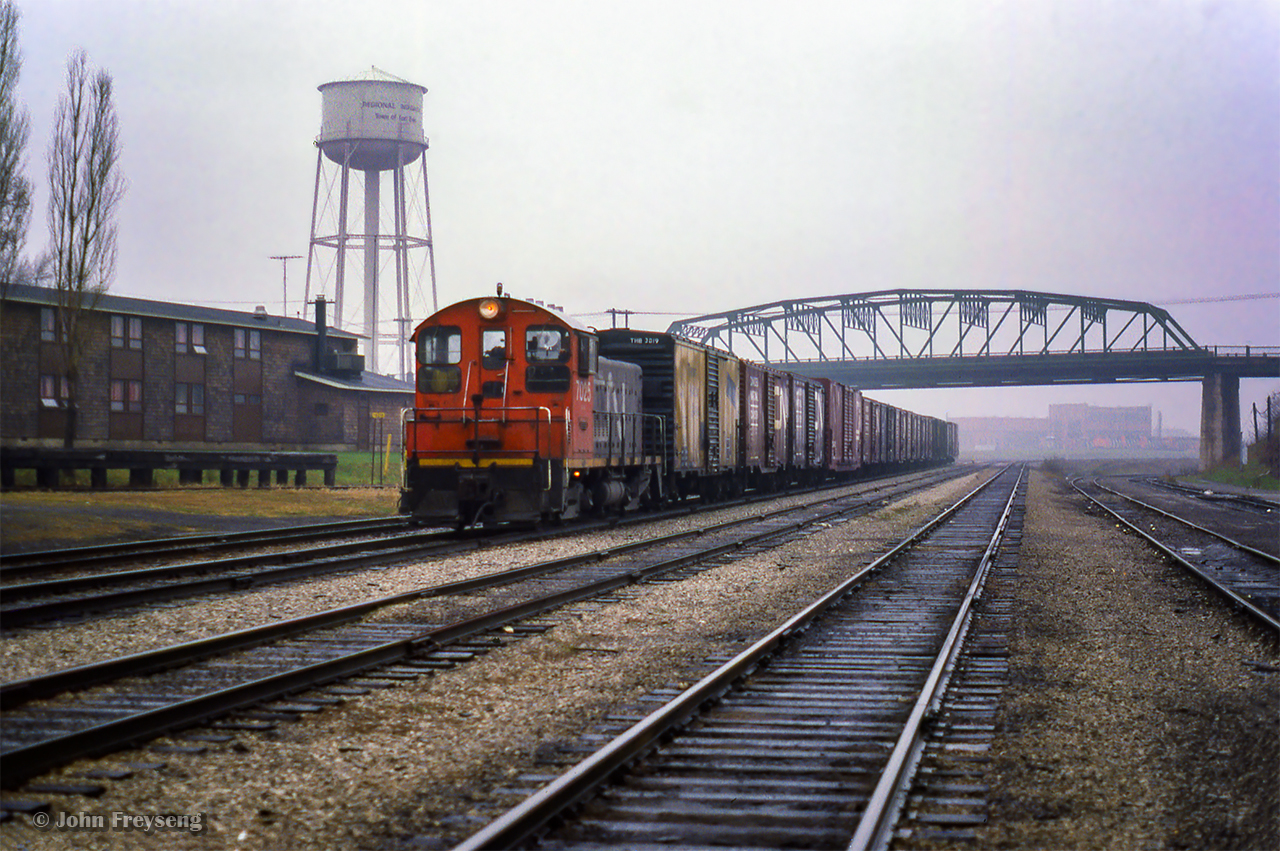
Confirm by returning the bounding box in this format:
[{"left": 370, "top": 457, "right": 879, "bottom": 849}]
[{"left": 304, "top": 67, "right": 438, "bottom": 377}]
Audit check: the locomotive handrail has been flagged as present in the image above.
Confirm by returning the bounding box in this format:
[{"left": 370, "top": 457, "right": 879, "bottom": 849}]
[
  {"left": 404, "top": 405, "right": 561, "bottom": 462},
  {"left": 502, "top": 360, "right": 511, "bottom": 422},
  {"left": 600, "top": 411, "right": 653, "bottom": 467},
  {"left": 643, "top": 413, "right": 667, "bottom": 490}
]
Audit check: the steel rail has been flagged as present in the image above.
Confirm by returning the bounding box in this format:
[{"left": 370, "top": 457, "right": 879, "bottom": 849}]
[
  {"left": 1137, "top": 477, "right": 1280, "bottom": 515},
  {"left": 0, "top": 529, "right": 480, "bottom": 628},
  {"left": 0, "top": 528, "right": 463, "bottom": 600},
  {"left": 1, "top": 472, "right": 962, "bottom": 788},
  {"left": 1093, "top": 479, "right": 1279, "bottom": 565},
  {"left": 848, "top": 464, "right": 1023, "bottom": 851},
  {"left": 452, "top": 465, "right": 1011, "bottom": 850},
  {"left": 0, "top": 516, "right": 411, "bottom": 576},
  {"left": 1071, "top": 478, "right": 1280, "bottom": 633}
]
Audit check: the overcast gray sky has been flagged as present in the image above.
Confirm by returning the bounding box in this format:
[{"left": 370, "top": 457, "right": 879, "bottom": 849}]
[{"left": 12, "top": 0, "right": 1279, "bottom": 433}]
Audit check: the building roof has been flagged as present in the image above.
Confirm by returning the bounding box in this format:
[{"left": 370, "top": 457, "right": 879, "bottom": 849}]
[
  {"left": 295, "top": 368, "right": 414, "bottom": 395},
  {"left": 1, "top": 282, "right": 360, "bottom": 340}
]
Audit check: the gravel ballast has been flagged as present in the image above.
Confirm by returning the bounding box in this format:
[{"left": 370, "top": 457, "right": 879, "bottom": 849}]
[
  {"left": 0, "top": 482, "right": 898, "bottom": 682},
  {"left": 980, "top": 470, "right": 1278, "bottom": 850},
  {"left": 1, "top": 465, "right": 1276, "bottom": 850}
]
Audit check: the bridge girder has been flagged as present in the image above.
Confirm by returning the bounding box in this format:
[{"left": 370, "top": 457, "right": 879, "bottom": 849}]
[{"left": 666, "top": 290, "right": 1203, "bottom": 370}]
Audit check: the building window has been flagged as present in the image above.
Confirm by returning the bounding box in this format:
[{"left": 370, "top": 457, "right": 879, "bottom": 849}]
[
  {"left": 234, "top": 328, "right": 261, "bottom": 360},
  {"left": 40, "top": 308, "right": 57, "bottom": 342},
  {"left": 233, "top": 393, "right": 261, "bottom": 406},
  {"left": 175, "top": 322, "right": 207, "bottom": 355},
  {"left": 39, "top": 374, "right": 69, "bottom": 408},
  {"left": 110, "top": 379, "right": 142, "bottom": 413},
  {"left": 111, "top": 315, "right": 142, "bottom": 349},
  {"left": 175, "top": 382, "right": 205, "bottom": 415}
]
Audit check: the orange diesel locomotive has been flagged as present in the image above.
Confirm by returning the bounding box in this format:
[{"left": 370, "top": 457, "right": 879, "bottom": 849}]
[{"left": 400, "top": 292, "right": 658, "bottom": 526}]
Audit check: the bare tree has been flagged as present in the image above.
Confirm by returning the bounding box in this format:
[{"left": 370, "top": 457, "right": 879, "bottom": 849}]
[
  {"left": 1250, "top": 391, "right": 1280, "bottom": 477},
  {"left": 47, "top": 49, "right": 125, "bottom": 446},
  {"left": 0, "top": 0, "right": 32, "bottom": 292}
]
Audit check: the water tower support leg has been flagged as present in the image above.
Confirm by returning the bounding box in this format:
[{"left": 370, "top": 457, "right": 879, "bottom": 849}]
[{"left": 364, "top": 169, "right": 380, "bottom": 374}]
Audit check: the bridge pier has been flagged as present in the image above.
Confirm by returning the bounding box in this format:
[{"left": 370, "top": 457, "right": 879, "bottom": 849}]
[{"left": 1199, "top": 371, "right": 1241, "bottom": 470}]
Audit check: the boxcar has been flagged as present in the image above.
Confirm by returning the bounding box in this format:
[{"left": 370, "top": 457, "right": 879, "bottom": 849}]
[
  {"left": 740, "top": 360, "right": 787, "bottom": 490},
  {"left": 597, "top": 328, "right": 742, "bottom": 500},
  {"left": 816, "top": 378, "right": 861, "bottom": 474},
  {"left": 788, "top": 374, "right": 826, "bottom": 479}
]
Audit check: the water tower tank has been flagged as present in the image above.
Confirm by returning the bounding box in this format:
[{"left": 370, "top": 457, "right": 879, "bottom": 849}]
[{"left": 318, "top": 67, "right": 427, "bottom": 171}]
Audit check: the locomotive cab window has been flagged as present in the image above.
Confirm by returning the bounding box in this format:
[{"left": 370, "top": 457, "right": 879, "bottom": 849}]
[
  {"left": 418, "top": 326, "right": 461, "bottom": 364},
  {"left": 417, "top": 326, "right": 462, "bottom": 394},
  {"left": 524, "top": 325, "right": 571, "bottom": 392},
  {"left": 577, "top": 333, "right": 597, "bottom": 376},
  {"left": 525, "top": 326, "right": 570, "bottom": 363},
  {"left": 525, "top": 364, "right": 569, "bottom": 392},
  {"left": 482, "top": 328, "right": 508, "bottom": 369}
]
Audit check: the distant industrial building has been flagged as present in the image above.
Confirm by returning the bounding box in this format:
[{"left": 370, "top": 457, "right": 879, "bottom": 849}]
[
  {"left": 955, "top": 403, "right": 1198, "bottom": 457},
  {"left": 1047, "top": 403, "right": 1154, "bottom": 450},
  {"left": 0, "top": 283, "right": 413, "bottom": 451}
]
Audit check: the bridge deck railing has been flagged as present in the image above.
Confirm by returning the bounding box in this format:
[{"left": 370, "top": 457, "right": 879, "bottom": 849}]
[{"left": 774, "top": 345, "right": 1280, "bottom": 364}]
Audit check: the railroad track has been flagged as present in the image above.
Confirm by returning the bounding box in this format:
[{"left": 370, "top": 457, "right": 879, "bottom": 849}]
[
  {"left": 1073, "top": 477, "right": 1280, "bottom": 632},
  {"left": 1138, "top": 476, "right": 1280, "bottom": 517},
  {"left": 0, "top": 515, "right": 414, "bottom": 579},
  {"left": 0, "top": 467, "right": 977, "bottom": 792},
  {"left": 0, "top": 469, "right": 968, "bottom": 630},
  {"left": 0, "top": 523, "right": 478, "bottom": 629},
  {"left": 452, "top": 464, "right": 1025, "bottom": 850}
]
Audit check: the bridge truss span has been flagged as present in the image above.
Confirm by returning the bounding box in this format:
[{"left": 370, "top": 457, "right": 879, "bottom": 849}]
[{"left": 666, "top": 289, "right": 1202, "bottom": 369}]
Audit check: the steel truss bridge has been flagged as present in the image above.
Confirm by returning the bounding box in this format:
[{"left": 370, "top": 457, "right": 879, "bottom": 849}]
[{"left": 665, "top": 289, "right": 1280, "bottom": 466}]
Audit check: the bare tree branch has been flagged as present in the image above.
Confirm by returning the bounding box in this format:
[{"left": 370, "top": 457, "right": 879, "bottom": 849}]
[
  {"left": 46, "top": 48, "right": 126, "bottom": 447},
  {"left": 0, "top": 0, "right": 32, "bottom": 292}
]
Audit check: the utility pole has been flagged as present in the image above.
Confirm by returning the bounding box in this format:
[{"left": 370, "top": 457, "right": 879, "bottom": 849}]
[
  {"left": 606, "top": 308, "right": 635, "bottom": 329},
  {"left": 270, "top": 255, "right": 302, "bottom": 316}
]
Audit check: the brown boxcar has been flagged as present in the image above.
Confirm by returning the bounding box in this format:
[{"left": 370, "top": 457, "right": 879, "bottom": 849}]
[
  {"left": 787, "top": 373, "right": 826, "bottom": 474},
  {"left": 817, "top": 377, "right": 861, "bottom": 473},
  {"left": 741, "top": 360, "right": 787, "bottom": 484}
]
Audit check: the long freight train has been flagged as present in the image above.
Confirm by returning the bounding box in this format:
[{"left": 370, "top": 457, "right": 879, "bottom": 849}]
[{"left": 400, "top": 292, "right": 958, "bottom": 527}]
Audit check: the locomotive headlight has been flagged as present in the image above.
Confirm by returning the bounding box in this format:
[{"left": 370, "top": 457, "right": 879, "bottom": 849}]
[{"left": 478, "top": 298, "right": 503, "bottom": 320}]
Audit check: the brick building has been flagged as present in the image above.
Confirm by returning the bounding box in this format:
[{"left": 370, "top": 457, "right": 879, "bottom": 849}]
[
  {"left": 0, "top": 283, "right": 413, "bottom": 451},
  {"left": 1047, "top": 403, "right": 1151, "bottom": 449},
  {"left": 955, "top": 403, "right": 1176, "bottom": 458}
]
